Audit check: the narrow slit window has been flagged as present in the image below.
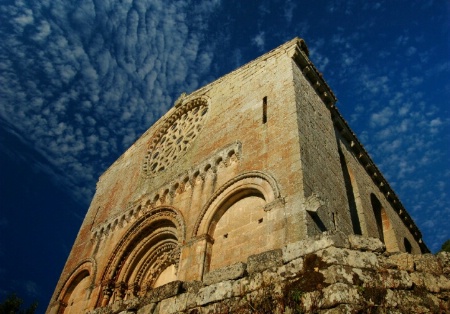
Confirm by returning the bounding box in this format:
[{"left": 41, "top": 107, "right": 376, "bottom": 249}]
[{"left": 262, "top": 96, "right": 267, "bottom": 124}]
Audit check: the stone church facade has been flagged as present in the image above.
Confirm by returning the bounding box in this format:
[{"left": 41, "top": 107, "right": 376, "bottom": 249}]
[{"left": 47, "top": 38, "right": 432, "bottom": 313}]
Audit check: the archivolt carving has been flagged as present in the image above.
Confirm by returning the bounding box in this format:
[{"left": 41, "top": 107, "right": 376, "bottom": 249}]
[
  {"left": 193, "top": 171, "right": 281, "bottom": 237},
  {"left": 117, "top": 228, "right": 177, "bottom": 283},
  {"left": 143, "top": 97, "right": 209, "bottom": 177},
  {"left": 99, "top": 207, "right": 185, "bottom": 303}
]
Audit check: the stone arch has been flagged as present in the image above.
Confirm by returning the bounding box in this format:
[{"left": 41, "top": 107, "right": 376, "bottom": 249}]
[
  {"left": 337, "top": 148, "right": 364, "bottom": 235},
  {"left": 193, "top": 171, "right": 281, "bottom": 272},
  {"left": 193, "top": 171, "right": 280, "bottom": 237},
  {"left": 56, "top": 259, "right": 96, "bottom": 314},
  {"left": 99, "top": 207, "right": 185, "bottom": 306},
  {"left": 370, "top": 193, "right": 398, "bottom": 252},
  {"left": 404, "top": 237, "right": 413, "bottom": 253}
]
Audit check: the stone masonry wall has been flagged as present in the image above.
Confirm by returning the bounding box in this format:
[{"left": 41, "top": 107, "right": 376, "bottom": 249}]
[
  {"left": 88, "top": 232, "right": 450, "bottom": 314},
  {"left": 337, "top": 136, "right": 422, "bottom": 254}
]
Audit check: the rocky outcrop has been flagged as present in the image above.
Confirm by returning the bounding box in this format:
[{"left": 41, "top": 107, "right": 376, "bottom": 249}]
[{"left": 89, "top": 233, "right": 450, "bottom": 314}]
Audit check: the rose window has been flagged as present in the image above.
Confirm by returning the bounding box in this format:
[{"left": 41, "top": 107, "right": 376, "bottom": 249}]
[{"left": 143, "top": 98, "right": 208, "bottom": 176}]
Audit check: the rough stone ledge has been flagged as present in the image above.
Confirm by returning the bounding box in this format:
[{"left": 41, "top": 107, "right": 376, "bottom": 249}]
[
  {"left": 247, "top": 249, "right": 283, "bottom": 274},
  {"left": 282, "top": 231, "right": 349, "bottom": 263},
  {"left": 383, "top": 252, "right": 415, "bottom": 271},
  {"left": 437, "top": 252, "right": 450, "bottom": 275},
  {"left": 316, "top": 246, "right": 379, "bottom": 269},
  {"left": 196, "top": 280, "right": 234, "bottom": 306},
  {"left": 348, "top": 234, "right": 385, "bottom": 253},
  {"left": 145, "top": 280, "right": 183, "bottom": 303},
  {"left": 90, "top": 234, "right": 450, "bottom": 314},
  {"left": 203, "top": 262, "right": 247, "bottom": 286},
  {"left": 181, "top": 280, "right": 203, "bottom": 294},
  {"left": 414, "top": 253, "right": 443, "bottom": 275},
  {"left": 320, "top": 282, "right": 361, "bottom": 309}
]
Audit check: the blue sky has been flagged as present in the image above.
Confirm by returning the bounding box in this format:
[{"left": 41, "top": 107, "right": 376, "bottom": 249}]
[{"left": 0, "top": 0, "right": 449, "bottom": 312}]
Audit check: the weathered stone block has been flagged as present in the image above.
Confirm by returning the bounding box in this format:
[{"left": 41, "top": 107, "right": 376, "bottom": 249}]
[
  {"left": 351, "top": 267, "right": 378, "bottom": 286},
  {"left": 348, "top": 235, "right": 385, "bottom": 253},
  {"left": 182, "top": 280, "right": 204, "bottom": 294},
  {"left": 261, "top": 268, "right": 281, "bottom": 286},
  {"left": 410, "top": 272, "right": 441, "bottom": 293},
  {"left": 320, "top": 304, "right": 361, "bottom": 314},
  {"left": 320, "top": 283, "right": 361, "bottom": 309},
  {"left": 145, "top": 281, "right": 182, "bottom": 303},
  {"left": 277, "top": 257, "right": 304, "bottom": 278},
  {"left": 438, "top": 274, "right": 450, "bottom": 291},
  {"left": 136, "top": 303, "right": 156, "bottom": 314},
  {"left": 377, "top": 269, "right": 412, "bottom": 289},
  {"left": 247, "top": 249, "right": 283, "bottom": 274},
  {"left": 437, "top": 251, "right": 450, "bottom": 275},
  {"left": 123, "top": 297, "right": 140, "bottom": 311},
  {"left": 321, "top": 264, "right": 361, "bottom": 285},
  {"left": 158, "top": 293, "right": 188, "bottom": 314},
  {"left": 247, "top": 272, "right": 263, "bottom": 292},
  {"left": 414, "top": 254, "right": 442, "bottom": 275},
  {"left": 316, "top": 247, "right": 379, "bottom": 269},
  {"left": 386, "top": 253, "right": 415, "bottom": 272},
  {"left": 385, "top": 289, "right": 442, "bottom": 313},
  {"left": 230, "top": 277, "right": 249, "bottom": 296},
  {"left": 196, "top": 280, "right": 233, "bottom": 306},
  {"left": 282, "top": 232, "right": 349, "bottom": 263},
  {"left": 203, "top": 262, "right": 247, "bottom": 285}
]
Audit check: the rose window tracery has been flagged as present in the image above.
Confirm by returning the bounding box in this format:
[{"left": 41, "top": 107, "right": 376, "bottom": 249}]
[{"left": 143, "top": 98, "right": 209, "bottom": 176}]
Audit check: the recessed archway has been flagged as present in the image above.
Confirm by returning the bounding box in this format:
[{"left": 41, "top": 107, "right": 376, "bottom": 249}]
[
  {"left": 56, "top": 260, "right": 95, "bottom": 314},
  {"left": 370, "top": 194, "right": 398, "bottom": 252},
  {"left": 404, "top": 237, "right": 413, "bottom": 253},
  {"left": 194, "top": 171, "right": 281, "bottom": 273},
  {"left": 209, "top": 190, "right": 267, "bottom": 270},
  {"left": 60, "top": 271, "right": 90, "bottom": 314},
  {"left": 99, "top": 207, "right": 185, "bottom": 305}
]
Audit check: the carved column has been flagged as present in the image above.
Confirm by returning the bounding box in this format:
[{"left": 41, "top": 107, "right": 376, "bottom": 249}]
[
  {"left": 115, "top": 281, "right": 127, "bottom": 301},
  {"left": 177, "top": 234, "right": 214, "bottom": 281},
  {"left": 100, "top": 280, "right": 114, "bottom": 306}
]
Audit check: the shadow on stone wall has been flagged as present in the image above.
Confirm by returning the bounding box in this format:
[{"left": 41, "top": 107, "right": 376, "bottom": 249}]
[{"left": 89, "top": 232, "right": 450, "bottom": 314}]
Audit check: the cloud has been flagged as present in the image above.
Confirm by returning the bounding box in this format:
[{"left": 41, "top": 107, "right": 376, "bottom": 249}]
[
  {"left": 370, "top": 107, "right": 394, "bottom": 128},
  {"left": 24, "top": 281, "right": 40, "bottom": 298},
  {"left": 0, "top": 0, "right": 221, "bottom": 205},
  {"left": 283, "top": 0, "right": 297, "bottom": 24},
  {"left": 252, "top": 31, "right": 266, "bottom": 52}
]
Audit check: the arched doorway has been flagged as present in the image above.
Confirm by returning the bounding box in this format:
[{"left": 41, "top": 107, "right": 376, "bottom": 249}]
[{"left": 99, "top": 207, "right": 185, "bottom": 305}]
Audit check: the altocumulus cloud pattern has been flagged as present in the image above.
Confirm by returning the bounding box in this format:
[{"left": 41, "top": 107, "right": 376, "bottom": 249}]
[
  {"left": 0, "top": 0, "right": 219, "bottom": 202},
  {"left": 1, "top": 0, "right": 449, "bottom": 309}
]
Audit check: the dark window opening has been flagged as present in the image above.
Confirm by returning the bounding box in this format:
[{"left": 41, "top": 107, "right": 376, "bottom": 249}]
[
  {"left": 338, "top": 149, "right": 362, "bottom": 235},
  {"left": 262, "top": 96, "right": 267, "bottom": 124},
  {"left": 404, "top": 238, "right": 412, "bottom": 253}
]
